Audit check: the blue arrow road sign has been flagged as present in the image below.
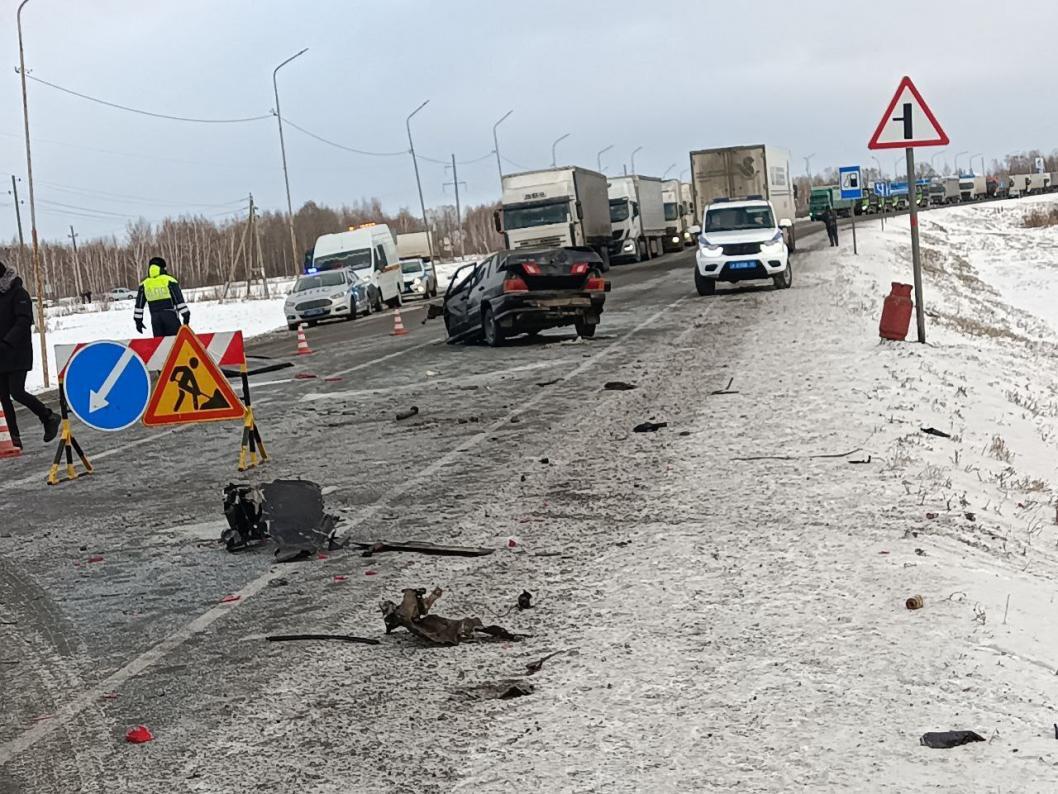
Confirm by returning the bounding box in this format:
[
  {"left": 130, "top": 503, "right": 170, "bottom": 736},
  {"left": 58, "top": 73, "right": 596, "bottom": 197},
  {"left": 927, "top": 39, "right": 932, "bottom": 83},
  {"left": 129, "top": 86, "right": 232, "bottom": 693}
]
[
  {"left": 65, "top": 341, "right": 151, "bottom": 432},
  {"left": 840, "top": 166, "right": 863, "bottom": 200}
]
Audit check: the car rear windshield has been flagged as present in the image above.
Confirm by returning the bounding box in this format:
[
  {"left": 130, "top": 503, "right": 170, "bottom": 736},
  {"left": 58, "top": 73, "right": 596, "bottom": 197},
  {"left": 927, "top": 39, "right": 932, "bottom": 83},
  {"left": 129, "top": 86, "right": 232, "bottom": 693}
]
[
  {"left": 503, "top": 201, "right": 569, "bottom": 230},
  {"left": 705, "top": 205, "right": 775, "bottom": 232},
  {"left": 294, "top": 272, "right": 345, "bottom": 292},
  {"left": 400, "top": 261, "right": 424, "bottom": 274}
]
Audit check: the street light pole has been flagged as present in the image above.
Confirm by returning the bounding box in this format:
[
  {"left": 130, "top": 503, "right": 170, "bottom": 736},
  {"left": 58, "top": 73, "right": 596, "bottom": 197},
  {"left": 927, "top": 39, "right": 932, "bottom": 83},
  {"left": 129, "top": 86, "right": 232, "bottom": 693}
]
[
  {"left": 679, "top": 168, "right": 689, "bottom": 181},
  {"left": 9, "top": 175, "right": 25, "bottom": 248},
  {"left": 929, "top": 149, "right": 947, "bottom": 175},
  {"left": 803, "top": 154, "right": 815, "bottom": 178},
  {"left": 596, "top": 144, "right": 613, "bottom": 173},
  {"left": 870, "top": 156, "right": 883, "bottom": 179},
  {"left": 630, "top": 146, "right": 642, "bottom": 175},
  {"left": 550, "top": 133, "right": 570, "bottom": 168},
  {"left": 16, "top": 0, "right": 48, "bottom": 388},
  {"left": 407, "top": 100, "right": 436, "bottom": 265},
  {"left": 492, "top": 109, "right": 513, "bottom": 185},
  {"left": 272, "top": 47, "right": 308, "bottom": 276},
  {"left": 662, "top": 163, "right": 677, "bottom": 180},
  {"left": 953, "top": 150, "right": 968, "bottom": 176}
]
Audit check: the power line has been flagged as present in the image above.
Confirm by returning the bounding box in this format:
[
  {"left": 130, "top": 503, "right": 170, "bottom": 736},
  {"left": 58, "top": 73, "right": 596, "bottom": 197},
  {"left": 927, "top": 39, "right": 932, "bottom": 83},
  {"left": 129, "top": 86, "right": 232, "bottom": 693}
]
[
  {"left": 26, "top": 74, "right": 272, "bottom": 124},
  {"left": 281, "top": 117, "right": 408, "bottom": 157},
  {"left": 37, "top": 180, "right": 246, "bottom": 210}
]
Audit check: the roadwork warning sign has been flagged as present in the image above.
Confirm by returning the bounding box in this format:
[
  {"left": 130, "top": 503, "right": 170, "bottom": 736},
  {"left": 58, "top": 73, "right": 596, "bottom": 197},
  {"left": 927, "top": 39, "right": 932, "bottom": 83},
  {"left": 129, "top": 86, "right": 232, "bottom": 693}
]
[{"left": 143, "top": 326, "right": 245, "bottom": 426}]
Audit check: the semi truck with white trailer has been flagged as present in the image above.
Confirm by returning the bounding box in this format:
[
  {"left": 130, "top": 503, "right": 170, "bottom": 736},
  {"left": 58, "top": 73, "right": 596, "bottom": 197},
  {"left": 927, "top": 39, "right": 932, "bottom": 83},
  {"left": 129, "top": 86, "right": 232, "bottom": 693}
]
[
  {"left": 607, "top": 175, "right": 666, "bottom": 262},
  {"left": 680, "top": 182, "right": 699, "bottom": 246},
  {"left": 494, "top": 166, "right": 612, "bottom": 267},
  {"left": 1008, "top": 172, "right": 1051, "bottom": 197},
  {"left": 958, "top": 175, "right": 987, "bottom": 202},
  {"left": 662, "top": 179, "right": 685, "bottom": 252},
  {"left": 689, "top": 144, "right": 797, "bottom": 250}
]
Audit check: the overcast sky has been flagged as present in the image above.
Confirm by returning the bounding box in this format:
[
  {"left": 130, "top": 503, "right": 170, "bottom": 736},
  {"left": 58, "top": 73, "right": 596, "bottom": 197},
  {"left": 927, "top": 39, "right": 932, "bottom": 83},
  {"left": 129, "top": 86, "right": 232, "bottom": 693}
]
[{"left": 2, "top": 0, "right": 1057, "bottom": 241}]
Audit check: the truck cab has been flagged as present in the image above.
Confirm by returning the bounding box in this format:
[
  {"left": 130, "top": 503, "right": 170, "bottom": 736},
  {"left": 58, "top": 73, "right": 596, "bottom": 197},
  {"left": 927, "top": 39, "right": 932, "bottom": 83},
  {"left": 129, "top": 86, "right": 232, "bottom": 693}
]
[
  {"left": 809, "top": 187, "right": 833, "bottom": 221},
  {"left": 661, "top": 179, "right": 685, "bottom": 252}
]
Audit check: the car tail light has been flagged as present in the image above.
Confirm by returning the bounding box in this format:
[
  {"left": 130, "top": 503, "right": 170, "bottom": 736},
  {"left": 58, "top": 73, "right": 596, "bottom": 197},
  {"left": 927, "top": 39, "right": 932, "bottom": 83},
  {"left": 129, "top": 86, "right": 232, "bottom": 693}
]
[
  {"left": 585, "top": 276, "right": 607, "bottom": 291},
  {"left": 503, "top": 275, "right": 529, "bottom": 293},
  {"left": 570, "top": 262, "right": 590, "bottom": 275},
  {"left": 520, "top": 261, "right": 541, "bottom": 275}
]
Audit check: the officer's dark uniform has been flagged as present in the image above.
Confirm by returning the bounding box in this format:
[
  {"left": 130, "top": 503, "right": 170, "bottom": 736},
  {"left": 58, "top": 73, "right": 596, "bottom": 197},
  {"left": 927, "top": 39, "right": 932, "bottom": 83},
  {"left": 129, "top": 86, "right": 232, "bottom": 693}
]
[{"left": 134, "top": 257, "right": 189, "bottom": 337}]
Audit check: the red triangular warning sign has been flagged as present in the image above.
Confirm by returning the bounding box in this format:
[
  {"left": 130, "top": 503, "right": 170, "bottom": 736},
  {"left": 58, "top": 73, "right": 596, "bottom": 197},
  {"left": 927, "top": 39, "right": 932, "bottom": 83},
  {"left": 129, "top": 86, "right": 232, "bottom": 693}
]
[
  {"left": 868, "top": 76, "right": 949, "bottom": 150},
  {"left": 143, "top": 326, "right": 245, "bottom": 426}
]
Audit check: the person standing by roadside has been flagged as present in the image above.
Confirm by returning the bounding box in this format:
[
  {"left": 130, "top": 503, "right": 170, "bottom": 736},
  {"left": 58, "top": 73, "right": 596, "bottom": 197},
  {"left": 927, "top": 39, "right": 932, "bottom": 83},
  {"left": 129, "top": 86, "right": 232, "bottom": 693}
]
[
  {"left": 133, "top": 256, "right": 190, "bottom": 337},
  {"left": 821, "top": 207, "right": 839, "bottom": 247},
  {"left": 0, "top": 260, "right": 60, "bottom": 449}
]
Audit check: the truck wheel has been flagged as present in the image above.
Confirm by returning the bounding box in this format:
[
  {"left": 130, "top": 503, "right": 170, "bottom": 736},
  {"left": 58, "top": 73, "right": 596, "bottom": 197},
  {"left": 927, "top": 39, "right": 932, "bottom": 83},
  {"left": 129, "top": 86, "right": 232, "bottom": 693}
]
[
  {"left": 694, "top": 268, "right": 715, "bottom": 296},
  {"left": 482, "top": 305, "right": 504, "bottom": 347},
  {"left": 773, "top": 262, "right": 793, "bottom": 290},
  {"left": 574, "top": 318, "right": 596, "bottom": 339}
]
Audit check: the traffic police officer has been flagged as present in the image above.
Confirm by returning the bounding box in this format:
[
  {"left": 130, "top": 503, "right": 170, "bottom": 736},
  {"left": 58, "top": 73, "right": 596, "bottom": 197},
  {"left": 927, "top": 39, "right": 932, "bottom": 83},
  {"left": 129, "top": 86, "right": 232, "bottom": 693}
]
[{"left": 134, "top": 256, "right": 190, "bottom": 337}]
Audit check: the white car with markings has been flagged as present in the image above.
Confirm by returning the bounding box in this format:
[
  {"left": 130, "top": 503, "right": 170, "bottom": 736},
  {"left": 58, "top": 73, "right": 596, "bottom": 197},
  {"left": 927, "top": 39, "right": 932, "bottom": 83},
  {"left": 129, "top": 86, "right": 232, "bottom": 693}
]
[{"left": 694, "top": 198, "right": 792, "bottom": 296}]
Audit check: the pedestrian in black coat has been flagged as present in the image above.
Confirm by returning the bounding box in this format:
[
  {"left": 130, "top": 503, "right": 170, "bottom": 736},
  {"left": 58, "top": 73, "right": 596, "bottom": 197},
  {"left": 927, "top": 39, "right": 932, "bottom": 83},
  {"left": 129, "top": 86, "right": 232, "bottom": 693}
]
[
  {"left": 0, "top": 260, "right": 60, "bottom": 448},
  {"left": 821, "top": 208, "right": 839, "bottom": 247}
]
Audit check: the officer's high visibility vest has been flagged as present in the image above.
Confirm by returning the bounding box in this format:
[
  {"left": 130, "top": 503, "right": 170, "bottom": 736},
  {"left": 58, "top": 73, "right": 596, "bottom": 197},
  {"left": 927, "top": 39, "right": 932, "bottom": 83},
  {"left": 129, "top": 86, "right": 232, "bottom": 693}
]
[{"left": 142, "top": 270, "right": 176, "bottom": 304}]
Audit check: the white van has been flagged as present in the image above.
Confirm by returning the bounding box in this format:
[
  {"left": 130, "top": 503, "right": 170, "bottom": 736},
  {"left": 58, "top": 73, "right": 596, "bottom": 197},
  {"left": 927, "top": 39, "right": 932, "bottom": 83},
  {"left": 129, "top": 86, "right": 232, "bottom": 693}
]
[{"left": 310, "top": 223, "right": 403, "bottom": 309}]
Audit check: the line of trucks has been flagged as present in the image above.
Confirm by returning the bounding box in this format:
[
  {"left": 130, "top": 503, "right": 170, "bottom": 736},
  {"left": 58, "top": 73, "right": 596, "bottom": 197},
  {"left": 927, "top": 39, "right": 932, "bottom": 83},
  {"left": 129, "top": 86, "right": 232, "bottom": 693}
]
[
  {"left": 492, "top": 144, "right": 796, "bottom": 266},
  {"left": 809, "top": 171, "right": 1054, "bottom": 220}
]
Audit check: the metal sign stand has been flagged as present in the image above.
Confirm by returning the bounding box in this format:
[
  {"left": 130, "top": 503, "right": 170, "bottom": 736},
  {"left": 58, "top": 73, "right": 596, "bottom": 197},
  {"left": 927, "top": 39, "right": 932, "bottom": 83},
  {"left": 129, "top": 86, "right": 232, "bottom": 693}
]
[
  {"left": 237, "top": 365, "right": 268, "bottom": 472},
  {"left": 48, "top": 383, "right": 93, "bottom": 486},
  {"left": 905, "top": 147, "right": 926, "bottom": 343}
]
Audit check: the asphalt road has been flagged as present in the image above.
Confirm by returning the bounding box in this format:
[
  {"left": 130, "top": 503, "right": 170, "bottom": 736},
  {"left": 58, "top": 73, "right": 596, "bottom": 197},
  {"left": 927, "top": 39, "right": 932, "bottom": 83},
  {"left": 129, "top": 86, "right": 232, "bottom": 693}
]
[{"left": 0, "top": 228, "right": 830, "bottom": 792}]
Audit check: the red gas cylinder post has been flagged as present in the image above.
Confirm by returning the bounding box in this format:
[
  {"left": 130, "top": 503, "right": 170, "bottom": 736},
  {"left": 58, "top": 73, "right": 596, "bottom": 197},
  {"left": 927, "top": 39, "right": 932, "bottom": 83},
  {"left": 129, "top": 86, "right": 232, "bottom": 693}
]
[{"left": 880, "top": 282, "right": 914, "bottom": 341}]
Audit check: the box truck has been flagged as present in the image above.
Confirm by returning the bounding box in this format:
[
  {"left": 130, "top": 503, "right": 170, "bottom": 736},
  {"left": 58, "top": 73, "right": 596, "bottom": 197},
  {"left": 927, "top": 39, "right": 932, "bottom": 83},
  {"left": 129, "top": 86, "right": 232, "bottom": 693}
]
[
  {"left": 396, "top": 231, "right": 435, "bottom": 261},
  {"left": 689, "top": 144, "right": 797, "bottom": 250},
  {"left": 1008, "top": 173, "right": 1051, "bottom": 197},
  {"left": 607, "top": 175, "right": 667, "bottom": 262},
  {"left": 958, "top": 175, "right": 987, "bottom": 202},
  {"left": 494, "top": 166, "right": 612, "bottom": 266}
]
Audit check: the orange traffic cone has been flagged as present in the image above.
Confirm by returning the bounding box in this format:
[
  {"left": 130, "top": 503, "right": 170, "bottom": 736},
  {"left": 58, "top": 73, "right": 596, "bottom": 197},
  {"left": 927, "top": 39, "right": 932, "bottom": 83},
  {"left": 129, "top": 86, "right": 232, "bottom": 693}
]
[
  {"left": 391, "top": 308, "right": 408, "bottom": 337},
  {"left": 296, "top": 323, "right": 314, "bottom": 356},
  {"left": 0, "top": 407, "right": 21, "bottom": 459}
]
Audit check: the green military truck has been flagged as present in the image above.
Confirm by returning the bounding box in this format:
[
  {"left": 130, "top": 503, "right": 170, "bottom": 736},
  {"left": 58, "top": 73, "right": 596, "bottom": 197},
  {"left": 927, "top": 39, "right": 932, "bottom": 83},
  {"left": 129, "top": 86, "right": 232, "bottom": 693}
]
[{"left": 808, "top": 186, "right": 854, "bottom": 220}]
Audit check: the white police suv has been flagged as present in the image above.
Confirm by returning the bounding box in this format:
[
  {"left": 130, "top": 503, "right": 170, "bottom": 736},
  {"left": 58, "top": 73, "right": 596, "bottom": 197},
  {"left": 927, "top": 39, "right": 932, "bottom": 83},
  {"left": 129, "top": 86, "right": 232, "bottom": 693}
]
[{"left": 694, "top": 197, "right": 793, "bottom": 296}]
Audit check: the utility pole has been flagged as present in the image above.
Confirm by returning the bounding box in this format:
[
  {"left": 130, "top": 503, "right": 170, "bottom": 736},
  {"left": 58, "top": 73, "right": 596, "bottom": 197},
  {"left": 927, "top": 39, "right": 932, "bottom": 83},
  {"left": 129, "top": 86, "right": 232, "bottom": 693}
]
[
  {"left": 407, "top": 100, "right": 436, "bottom": 265},
  {"left": 444, "top": 154, "right": 468, "bottom": 259},
  {"left": 9, "top": 176, "right": 25, "bottom": 248},
  {"left": 68, "top": 226, "right": 84, "bottom": 299},
  {"left": 17, "top": 0, "right": 49, "bottom": 388},
  {"left": 245, "top": 195, "right": 256, "bottom": 296}
]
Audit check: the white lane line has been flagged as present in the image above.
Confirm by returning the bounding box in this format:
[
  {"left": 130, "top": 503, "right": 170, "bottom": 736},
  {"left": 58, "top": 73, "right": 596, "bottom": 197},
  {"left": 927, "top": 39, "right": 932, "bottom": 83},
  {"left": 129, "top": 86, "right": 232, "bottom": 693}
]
[
  {"left": 0, "top": 291, "right": 692, "bottom": 764},
  {"left": 326, "top": 338, "right": 440, "bottom": 379},
  {"left": 300, "top": 358, "right": 574, "bottom": 402}
]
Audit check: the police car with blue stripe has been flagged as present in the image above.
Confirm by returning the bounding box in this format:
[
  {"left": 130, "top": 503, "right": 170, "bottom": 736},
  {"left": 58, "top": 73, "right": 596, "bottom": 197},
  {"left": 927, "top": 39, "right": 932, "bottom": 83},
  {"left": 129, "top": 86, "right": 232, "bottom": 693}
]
[{"left": 694, "top": 196, "right": 793, "bottom": 296}]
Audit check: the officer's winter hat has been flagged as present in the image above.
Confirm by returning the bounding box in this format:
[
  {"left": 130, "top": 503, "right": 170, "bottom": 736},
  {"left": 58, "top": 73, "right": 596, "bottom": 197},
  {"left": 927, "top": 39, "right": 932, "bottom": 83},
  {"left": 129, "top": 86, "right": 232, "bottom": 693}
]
[{"left": 148, "top": 256, "right": 167, "bottom": 270}]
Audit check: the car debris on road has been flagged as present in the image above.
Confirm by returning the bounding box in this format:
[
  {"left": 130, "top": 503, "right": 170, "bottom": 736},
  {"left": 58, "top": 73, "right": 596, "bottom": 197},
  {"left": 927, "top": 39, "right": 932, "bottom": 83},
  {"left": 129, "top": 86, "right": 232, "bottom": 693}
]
[{"left": 380, "top": 587, "right": 527, "bottom": 647}]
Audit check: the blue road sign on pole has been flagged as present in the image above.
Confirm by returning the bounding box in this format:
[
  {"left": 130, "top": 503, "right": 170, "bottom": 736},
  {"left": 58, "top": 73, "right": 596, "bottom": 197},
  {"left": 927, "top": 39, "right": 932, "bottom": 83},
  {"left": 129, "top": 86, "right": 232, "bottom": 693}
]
[
  {"left": 65, "top": 341, "right": 151, "bottom": 432},
  {"left": 840, "top": 166, "right": 863, "bottom": 200},
  {"left": 874, "top": 182, "right": 892, "bottom": 197}
]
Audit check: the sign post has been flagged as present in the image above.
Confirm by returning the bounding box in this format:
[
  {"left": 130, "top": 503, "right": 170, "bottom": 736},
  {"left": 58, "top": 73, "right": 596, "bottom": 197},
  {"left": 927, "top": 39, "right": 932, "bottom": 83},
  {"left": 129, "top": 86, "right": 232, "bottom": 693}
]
[
  {"left": 839, "top": 166, "right": 863, "bottom": 255},
  {"left": 868, "top": 75, "right": 949, "bottom": 343}
]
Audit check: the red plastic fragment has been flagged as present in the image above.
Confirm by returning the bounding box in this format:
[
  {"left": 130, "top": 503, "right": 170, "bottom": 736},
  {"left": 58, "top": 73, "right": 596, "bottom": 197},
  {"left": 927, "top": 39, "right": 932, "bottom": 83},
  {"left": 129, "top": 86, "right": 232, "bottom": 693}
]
[
  {"left": 333, "top": 575, "right": 348, "bottom": 583},
  {"left": 220, "top": 594, "right": 240, "bottom": 603},
  {"left": 125, "top": 725, "right": 154, "bottom": 744},
  {"left": 364, "top": 570, "right": 378, "bottom": 576},
  {"left": 87, "top": 555, "right": 104, "bottom": 563}
]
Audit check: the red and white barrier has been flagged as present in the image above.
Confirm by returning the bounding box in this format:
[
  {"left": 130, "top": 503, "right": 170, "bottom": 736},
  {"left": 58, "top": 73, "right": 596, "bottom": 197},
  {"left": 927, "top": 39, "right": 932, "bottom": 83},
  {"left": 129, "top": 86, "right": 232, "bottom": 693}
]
[{"left": 55, "top": 330, "right": 245, "bottom": 378}]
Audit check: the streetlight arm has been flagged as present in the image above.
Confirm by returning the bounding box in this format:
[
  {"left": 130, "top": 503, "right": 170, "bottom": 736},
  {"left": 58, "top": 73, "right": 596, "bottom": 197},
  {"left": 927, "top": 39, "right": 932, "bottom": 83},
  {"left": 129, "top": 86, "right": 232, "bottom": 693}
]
[{"left": 273, "top": 47, "right": 309, "bottom": 83}]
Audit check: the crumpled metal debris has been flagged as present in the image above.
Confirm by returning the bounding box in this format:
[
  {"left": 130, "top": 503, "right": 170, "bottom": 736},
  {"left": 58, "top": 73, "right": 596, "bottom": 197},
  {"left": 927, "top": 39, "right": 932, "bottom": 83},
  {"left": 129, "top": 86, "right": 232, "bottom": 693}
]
[
  {"left": 220, "top": 479, "right": 340, "bottom": 560},
  {"left": 222, "top": 484, "right": 266, "bottom": 552},
  {"left": 380, "top": 587, "right": 527, "bottom": 646},
  {"left": 919, "top": 730, "right": 984, "bottom": 749},
  {"left": 459, "top": 680, "right": 534, "bottom": 700}
]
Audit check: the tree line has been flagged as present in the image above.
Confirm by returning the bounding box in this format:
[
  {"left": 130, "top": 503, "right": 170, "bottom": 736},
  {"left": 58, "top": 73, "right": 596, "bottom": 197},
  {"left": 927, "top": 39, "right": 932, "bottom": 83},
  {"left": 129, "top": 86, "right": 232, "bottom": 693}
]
[{"left": 0, "top": 198, "right": 503, "bottom": 299}]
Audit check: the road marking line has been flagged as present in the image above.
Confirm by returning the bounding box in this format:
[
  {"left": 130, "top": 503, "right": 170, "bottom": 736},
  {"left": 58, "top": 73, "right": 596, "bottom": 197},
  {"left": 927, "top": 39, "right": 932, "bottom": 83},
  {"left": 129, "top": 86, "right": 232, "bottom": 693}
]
[
  {"left": 326, "top": 338, "right": 440, "bottom": 378},
  {"left": 0, "top": 292, "right": 693, "bottom": 764}
]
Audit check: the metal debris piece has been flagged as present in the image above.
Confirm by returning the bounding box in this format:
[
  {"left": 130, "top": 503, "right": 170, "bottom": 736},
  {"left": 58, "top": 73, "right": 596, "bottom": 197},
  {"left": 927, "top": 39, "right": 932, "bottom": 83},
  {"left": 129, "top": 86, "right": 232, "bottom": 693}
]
[
  {"left": 920, "top": 427, "right": 952, "bottom": 439},
  {"left": 906, "top": 594, "right": 924, "bottom": 610},
  {"left": 603, "top": 381, "right": 636, "bottom": 391},
  {"left": 266, "top": 634, "right": 379, "bottom": 645},
  {"left": 222, "top": 483, "right": 267, "bottom": 552},
  {"left": 263, "top": 479, "right": 338, "bottom": 561},
  {"left": 380, "top": 587, "right": 527, "bottom": 646},
  {"left": 356, "top": 540, "right": 495, "bottom": 558},
  {"left": 395, "top": 406, "right": 420, "bottom": 421},
  {"left": 919, "top": 730, "right": 984, "bottom": 749},
  {"left": 633, "top": 421, "right": 667, "bottom": 433},
  {"left": 517, "top": 590, "right": 532, "bottom": 610},
  {"left": 526, "top": 650, "right": 564, "bottom": 675},
  {"left": 710, "top": 377, "right": 738, "bottom": 395},
  {"left": 459, "top": 680, "right": 534, "bottom": 700}
]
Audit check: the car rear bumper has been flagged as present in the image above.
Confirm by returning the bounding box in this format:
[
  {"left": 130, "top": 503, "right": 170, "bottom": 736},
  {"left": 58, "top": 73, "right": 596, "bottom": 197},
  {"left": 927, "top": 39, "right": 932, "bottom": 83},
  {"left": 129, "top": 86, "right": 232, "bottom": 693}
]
[{"left": 491, "top": 289, "right": 608, "bottom": 328}]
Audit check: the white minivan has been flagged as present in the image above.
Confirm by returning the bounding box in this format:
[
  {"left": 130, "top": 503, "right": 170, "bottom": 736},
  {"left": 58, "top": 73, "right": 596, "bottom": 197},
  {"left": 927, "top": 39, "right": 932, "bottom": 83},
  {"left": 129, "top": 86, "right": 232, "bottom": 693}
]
[{"left": 310, "top": 223, "right": 403, "bottom": 309}]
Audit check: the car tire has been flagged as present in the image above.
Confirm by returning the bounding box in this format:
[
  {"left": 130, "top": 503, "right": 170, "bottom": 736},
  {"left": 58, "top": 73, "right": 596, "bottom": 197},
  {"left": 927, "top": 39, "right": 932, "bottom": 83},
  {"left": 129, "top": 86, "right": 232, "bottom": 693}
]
[
  {"left": 308, "top": 320, "right": 319, "bottom": 328},
  {"left": 288, "top": 323, "right": 298, "bottom": 332},
  {"left": 574, "top": 319, "right": 596, "bottom": 339},
  {"left": 482, "top": 305, "right": 504, "bottom": 347},
  {"left": 694, "top": 268, "right": 716, "bottom": 296},
  {"left": 773, "top": 261, "right": 793, "bottom": 290}
]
